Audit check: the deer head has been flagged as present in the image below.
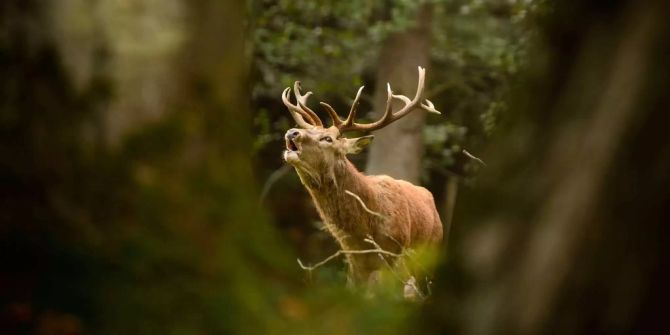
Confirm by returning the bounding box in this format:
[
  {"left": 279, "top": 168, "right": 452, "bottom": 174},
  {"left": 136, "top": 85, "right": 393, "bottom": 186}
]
[{"left": 282, "top": 66, "right": 440, "bottom": 183}]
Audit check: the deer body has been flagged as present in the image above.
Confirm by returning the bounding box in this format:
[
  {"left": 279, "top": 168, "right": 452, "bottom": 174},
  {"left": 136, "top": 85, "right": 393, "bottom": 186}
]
[{"left": 282, "top": 67, "right": 443, "bottom": 284}]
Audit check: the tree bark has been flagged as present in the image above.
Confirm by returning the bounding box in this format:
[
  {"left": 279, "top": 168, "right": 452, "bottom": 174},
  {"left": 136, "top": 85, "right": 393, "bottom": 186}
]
[{"left": 365, "top": 4, "right": 432, "bottom": 184}]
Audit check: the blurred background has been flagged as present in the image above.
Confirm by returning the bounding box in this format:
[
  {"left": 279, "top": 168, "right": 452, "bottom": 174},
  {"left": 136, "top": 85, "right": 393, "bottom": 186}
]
[{"left": 1, "top": 0, "right": 669, "bottom": 334}]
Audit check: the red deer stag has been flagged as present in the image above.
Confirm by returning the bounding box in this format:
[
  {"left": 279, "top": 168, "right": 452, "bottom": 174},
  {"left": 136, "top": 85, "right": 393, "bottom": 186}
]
[{"left": 282, "top": 67, "right": 443, "bottom": 285}]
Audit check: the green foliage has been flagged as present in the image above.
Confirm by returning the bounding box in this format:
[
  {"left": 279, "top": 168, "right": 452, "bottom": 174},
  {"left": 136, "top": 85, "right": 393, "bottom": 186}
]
[
  {"left": 252, "top": 0, "right": 535, "bottom": 180},
  {"left": 422, "top": 0, "right": 533, "bottom": 180},
  {"left": 252, "top": 0, "right": 423, "bottom": 99}
]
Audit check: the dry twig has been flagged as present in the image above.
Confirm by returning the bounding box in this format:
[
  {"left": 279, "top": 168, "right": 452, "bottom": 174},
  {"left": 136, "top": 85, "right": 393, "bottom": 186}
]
[
  {"left": 463, "top": 149, "right": 486, "bottom": 166},
  {"left": 297, "top": 247, "right": 402, "bottom": 272},
  {"left": 345, "top": 190, "right": 387, "bottom": 220},
  {"left": 297, "top": 194, "right": 430, "bottom": 299}
]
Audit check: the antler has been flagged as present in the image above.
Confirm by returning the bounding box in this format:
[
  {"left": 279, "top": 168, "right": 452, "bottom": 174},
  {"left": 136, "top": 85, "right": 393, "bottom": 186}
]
[
  {"left": 282, "top": 81, "right": 324, "bottom": 128},
  {"left": 321, "top": 66, "right": 440, "bottom": 133}
]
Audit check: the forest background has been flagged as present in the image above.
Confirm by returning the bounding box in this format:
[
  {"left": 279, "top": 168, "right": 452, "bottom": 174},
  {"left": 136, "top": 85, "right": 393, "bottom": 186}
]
[{"left": 2, "top": 0, "right": 669, "bottom": 334}]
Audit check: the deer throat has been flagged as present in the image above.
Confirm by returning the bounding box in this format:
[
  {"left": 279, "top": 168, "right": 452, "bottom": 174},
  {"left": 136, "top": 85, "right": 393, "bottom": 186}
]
[{"left": 304, "top": 161, "right": 374, "bottom": 239}]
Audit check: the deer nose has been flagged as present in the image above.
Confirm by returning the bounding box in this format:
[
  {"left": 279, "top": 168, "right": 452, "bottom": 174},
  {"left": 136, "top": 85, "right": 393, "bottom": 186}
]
[{"left": 287, "top": 129, "right": 301, "bottom": 140}]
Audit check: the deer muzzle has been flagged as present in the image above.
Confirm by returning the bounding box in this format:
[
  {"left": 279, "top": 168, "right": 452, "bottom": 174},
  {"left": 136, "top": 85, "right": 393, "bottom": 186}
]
[
  {"left": 284, "top": 129, "right": 303, "bottom": 163},
  {"left": 285, "top": 129, "right": 302, "bottom": 151}
]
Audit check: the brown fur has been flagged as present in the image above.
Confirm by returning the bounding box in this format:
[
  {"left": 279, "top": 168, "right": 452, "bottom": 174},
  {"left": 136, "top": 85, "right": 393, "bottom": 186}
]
[{"left": 285, "top": 126, "right": 442, "bottom": 283}]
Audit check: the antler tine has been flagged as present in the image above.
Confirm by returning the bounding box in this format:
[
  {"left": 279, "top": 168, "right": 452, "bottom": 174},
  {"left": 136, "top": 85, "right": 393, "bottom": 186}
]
[
  {"left": 343, "top": 86, "right": 365, "bottom": 127},
  {"left": 387, "top": 66, "right": 426, "bottom": 120},
  {"left": 338, "top": 66, "right": 440, "bottom": 133},
  {"left": 317, "top": 85, "right": 365, "bottom": 128},
  {"left": 282, "top": 87, "right": 315, "bottom": 129},
  {"left": 319, "top": 102, "right": 344, "bottom": 128},
  {"left": 420, "top": 98, "right": 441, "bottom": 114},
  {"left": 293, "top": 81, "right": 324, "bottom": 127},
  {"left": 284, "top": 68, "right": 440, "bottom": 132}
]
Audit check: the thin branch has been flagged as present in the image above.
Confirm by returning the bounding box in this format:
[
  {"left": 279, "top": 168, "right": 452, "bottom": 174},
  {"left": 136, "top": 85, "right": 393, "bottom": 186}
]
[
  {"left": 296, "top": 192, "right": 429, "bottom": 299},
  {"left": 297, "top": 248, "right": 402, "bottom": 272},
  {"left": 384, "top": 234, "right": 405, "bottom": 249},
  {"left": 345, "top": 190, "right": 387, "bottom": 220},
  {"left": 363, "top": 236, "right": 389, "bottom": 256},
  {"left": 463, "top": 149, "right": 487, "bottom": 166},
  {"left": 298, "top": 234, "right": 430, "bottom": 299},
  {"left": 364, "top": 236, "right": 425, "bottom": 300},
  {"left": 365, "top": 238, "right": 410, "bottom": 281},
  {"left": 363, "top": 236, "right": 404, "bottom": 263}
]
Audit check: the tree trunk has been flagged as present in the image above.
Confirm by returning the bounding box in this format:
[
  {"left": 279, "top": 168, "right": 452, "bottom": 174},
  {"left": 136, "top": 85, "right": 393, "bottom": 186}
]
[
  {"left": 365, "top": 4, "right": 432, "bottom": 184},
  {"left": 420, "top": 0, "right": 670, "bottom": 334}
]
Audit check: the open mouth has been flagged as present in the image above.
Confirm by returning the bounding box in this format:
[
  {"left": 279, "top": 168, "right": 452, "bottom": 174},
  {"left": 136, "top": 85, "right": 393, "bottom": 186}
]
[{"left": 285, "top": 138, "right": 300, "bottom": 152}]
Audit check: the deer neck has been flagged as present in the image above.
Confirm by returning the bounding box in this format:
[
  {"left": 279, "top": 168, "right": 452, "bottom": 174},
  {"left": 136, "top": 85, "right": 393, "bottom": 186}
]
[{"left": 297, "top": 158, "right": 374, "bottom": 237}]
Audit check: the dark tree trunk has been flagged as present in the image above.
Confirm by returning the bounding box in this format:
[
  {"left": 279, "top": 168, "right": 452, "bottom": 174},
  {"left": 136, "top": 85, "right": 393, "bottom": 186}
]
[
  {"left": 0, "top": 0, "right": 289, "bottom": 333},
  {"left": 421, "top": 1, "right": 670, "bottom": 334}
]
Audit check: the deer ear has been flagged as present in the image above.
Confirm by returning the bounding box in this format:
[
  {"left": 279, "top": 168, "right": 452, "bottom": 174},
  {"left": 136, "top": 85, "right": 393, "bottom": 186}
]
[{"left": 346, "top": 135, "right": 374, "bottom": 154}]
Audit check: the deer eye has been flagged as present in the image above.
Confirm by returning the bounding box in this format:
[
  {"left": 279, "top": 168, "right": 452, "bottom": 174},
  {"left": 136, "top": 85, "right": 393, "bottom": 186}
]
[{"left": 320, "top": 136, "right": 333, "bottom": 143}]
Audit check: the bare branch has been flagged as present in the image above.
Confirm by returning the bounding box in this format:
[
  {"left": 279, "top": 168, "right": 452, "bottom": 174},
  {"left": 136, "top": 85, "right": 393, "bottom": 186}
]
[
  {"left": 384, "top": 233, "right": 405, "bottom": 249},
  {"left": 345, "top": 190, "right": 387, "bottom": 220},
  {"left": 363, "top": 236, "right": 384, "bottom": 251},
  {"left": 463, "top": 149, "right": 487, "bottom": 166},
  {"left": 364, "top": 236, "right": 425, "bottom": 300},
  {"left": 297, "top": 234, "right": 430, "bottom": 300},
  {"left": 297, "top": 248, "right": 402, "bottom": 272},
  {"left": 364, "top": 236, "right": 407, "bottom": 275}
]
